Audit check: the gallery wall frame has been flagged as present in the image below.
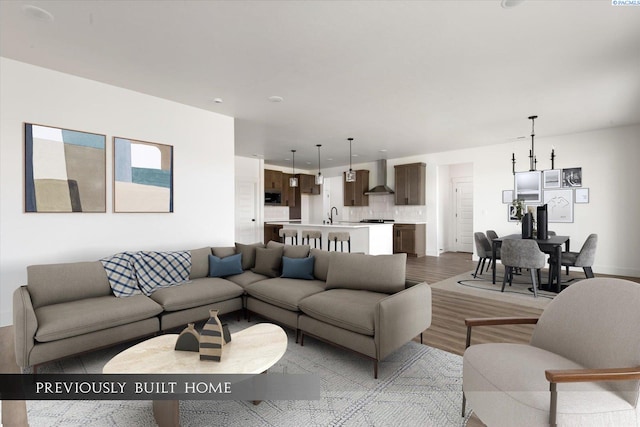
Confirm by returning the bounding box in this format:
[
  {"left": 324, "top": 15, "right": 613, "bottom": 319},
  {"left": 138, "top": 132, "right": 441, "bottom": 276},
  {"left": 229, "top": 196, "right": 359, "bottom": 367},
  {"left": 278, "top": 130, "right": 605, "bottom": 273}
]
[
  {"left": 24, "top": 123, "right": 106, "bottom": 213},
  {"left": 562, "top": 167, "right": 582, "bottom": 187},
  {"left": 543, "top": 169, "right": 561, "bottom": 188},
  {"left": 575, "top": 188, "right": 590, "bottom": 204},
  {"left": 543, "top": 188, "right": 574, "bottom": 223},
  {"left": 113, "top": 137, "right": 174, "bottom": 213},
  {"left": 508, "top": 204, "right": 520, "bottom": 222},
  {"left": 502, "top": 190, "right": 513, "bottom": 204},
  {"left": 514, "top": 171, "right": 542, "bottom": 203}
]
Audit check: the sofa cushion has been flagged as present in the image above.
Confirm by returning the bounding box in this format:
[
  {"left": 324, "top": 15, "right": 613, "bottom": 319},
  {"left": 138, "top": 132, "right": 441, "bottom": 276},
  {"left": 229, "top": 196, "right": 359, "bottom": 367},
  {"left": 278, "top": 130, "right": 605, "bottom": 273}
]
[
  {"left": 134, "top": 251, "right": 192, "bottom": 296},
  {"left": 310, "top": 249, "right": 330, "bottom": 280},
  {"left": 281, "top": 256, "right": 315, "bottom": 280},
  {"left": 225, "top": 271, "right": 269, "bottom": 289},
  {"left": 27, "top": 261, "right": 112, "bottom": 309},
  {"left": 310, "top": 248, "right": 330, "bottom": 281},
  {"left": 189, "top": 247, "right": 212, "bottom": 279},
  {"left": 299, "top": 289, "right": 388, "bottom": 336},
  {"left": 245, "top": 278, "right": 326, "bottom": 311},
  {"left": 325, "top": 252, "right": 407, "bottom": 294},
  {"left": 267, "top": 241, "right": 311, "bottom": 258},
  {"left": 34, "top": 295, "right": 162, "bottom": 342},
  {"left": 100, "top": 252, "right": 142, "bottom": 297},
  {"left": 212, "top": 246, "right": 236, "bottom": 258},
  {"left": 251, "top": 247, "right": 283, "bottom": 278},
  {"left": 235, "top": 242, "right": 264, "bottom": 270},
  {"left": 148, "top": 277, "right": 244, "bottom": 312},
  {"left": 208, "top": 254, "right": 243, "bottom": 277}
]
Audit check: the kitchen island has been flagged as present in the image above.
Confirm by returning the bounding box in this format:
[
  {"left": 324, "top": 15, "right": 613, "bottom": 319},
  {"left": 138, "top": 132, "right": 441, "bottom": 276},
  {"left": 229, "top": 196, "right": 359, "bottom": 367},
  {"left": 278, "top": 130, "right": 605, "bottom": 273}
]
[{"left": 266, "top": 222, "right": 393, "bottom": 255}]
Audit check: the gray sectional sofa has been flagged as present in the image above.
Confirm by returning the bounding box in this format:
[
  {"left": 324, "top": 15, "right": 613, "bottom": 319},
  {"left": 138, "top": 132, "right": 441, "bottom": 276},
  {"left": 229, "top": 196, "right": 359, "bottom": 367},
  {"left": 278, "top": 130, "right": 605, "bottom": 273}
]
[{"left": 13, "top": 241, "right": 432, "bottom": 378}]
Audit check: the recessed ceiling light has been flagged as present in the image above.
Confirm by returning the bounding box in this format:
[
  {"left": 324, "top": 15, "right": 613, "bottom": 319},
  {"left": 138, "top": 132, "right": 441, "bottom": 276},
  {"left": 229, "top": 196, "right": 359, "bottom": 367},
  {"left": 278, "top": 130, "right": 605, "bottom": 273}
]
[
  {"left": 379, "top": 149, "right": 388, "bottom": 153},
  {"left": 212, "top": 98, "right": 223, "bottom": 104},
  {"left": 252, "top": 154, "right": 264, "bottom": 158},
  {"left": 352, "top": 154, "right": 359, "bottom": 157},
  {"left": 22, "top": 4, "right": 55, "bottom": 22},
  {"left": 501, "top": 0, "right": 525, "bottom": 8},
  {"left": 268, "top": 96, "right": 284, "bottom": 103},
  {"left": 327, "top": 158, "right": 333, "bottom": 161}
]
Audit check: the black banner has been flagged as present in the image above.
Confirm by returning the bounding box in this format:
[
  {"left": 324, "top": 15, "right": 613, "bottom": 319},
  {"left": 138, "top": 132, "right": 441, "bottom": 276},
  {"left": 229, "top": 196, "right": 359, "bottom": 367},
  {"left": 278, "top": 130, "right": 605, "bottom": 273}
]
[{"left": 0, "top": 373, "right": 320, "bottom": 401}]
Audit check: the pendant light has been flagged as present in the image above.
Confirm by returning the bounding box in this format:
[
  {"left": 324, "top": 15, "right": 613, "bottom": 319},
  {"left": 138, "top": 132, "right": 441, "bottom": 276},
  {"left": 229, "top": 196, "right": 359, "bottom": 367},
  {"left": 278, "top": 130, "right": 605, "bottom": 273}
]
[
  {"left": 315, "top": 144, "right": 324, "bottom": 185},
  {"left": 345, "top": 138, "right": 356, "bottom": 182},
  {"left": 289, "top": 150, "right": 298, "bottom": 187}
]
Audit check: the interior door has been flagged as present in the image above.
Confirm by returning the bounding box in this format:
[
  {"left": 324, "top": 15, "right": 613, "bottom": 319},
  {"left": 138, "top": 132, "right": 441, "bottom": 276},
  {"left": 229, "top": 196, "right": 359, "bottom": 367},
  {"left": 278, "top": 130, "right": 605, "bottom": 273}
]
[
  {"left": 453, "top": 179, "right": 473, "bottom": 252},
  {"left": 235, "top": 178, "right": 258, "bottom": 244}
]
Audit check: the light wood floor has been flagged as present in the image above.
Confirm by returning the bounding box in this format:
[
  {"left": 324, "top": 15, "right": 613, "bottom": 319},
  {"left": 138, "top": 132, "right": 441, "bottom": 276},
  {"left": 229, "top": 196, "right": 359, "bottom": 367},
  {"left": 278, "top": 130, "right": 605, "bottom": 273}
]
[{"left": 2, "top": 252, "right": 637, "bottom": 427}]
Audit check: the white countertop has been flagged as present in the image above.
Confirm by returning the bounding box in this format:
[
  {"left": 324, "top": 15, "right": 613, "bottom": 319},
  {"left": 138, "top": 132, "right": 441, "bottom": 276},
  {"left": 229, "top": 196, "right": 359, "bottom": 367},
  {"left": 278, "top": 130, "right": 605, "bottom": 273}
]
[{"left": 266, "top": 221, "right": 390, "bottom": 229}]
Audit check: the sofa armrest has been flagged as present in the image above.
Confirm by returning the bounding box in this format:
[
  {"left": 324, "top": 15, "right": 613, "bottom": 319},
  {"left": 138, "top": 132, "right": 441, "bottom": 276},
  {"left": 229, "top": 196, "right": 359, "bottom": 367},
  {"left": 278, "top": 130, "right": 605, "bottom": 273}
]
[
  {"left": 13, "top": 286, "right": 38, "bottom": 368},
  {"left": 375, "top": 282, "right": 432, "bottom": 361},
  {"left": 404, "top": 279, "right": 425, "bottom": 288}
]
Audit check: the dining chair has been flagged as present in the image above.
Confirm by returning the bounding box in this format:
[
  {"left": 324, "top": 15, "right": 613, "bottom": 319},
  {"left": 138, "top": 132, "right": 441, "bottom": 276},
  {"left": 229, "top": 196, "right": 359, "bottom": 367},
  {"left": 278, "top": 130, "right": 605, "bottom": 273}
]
[
  {"left": 473, "top": 232, "right": 493, "bottom": 278},
  {"left": 486, "top": 230, "right": 499, "bottom": 242},
  {"left": 500, "top": 239, "right": 546, "bottom": 297},
  {"left": 462, "top": 277, "right": 640, "bottom": 427},
  {"left": 548, "top": 234, "right": 597, "bottom": 284}
]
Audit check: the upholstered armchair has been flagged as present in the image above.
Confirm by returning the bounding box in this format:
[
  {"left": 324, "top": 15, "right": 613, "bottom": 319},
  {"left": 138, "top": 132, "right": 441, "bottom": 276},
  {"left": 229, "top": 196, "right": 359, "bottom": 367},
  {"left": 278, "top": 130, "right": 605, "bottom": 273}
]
[{"left": 462, "top": 278, "right": 640, "bottom": 426}]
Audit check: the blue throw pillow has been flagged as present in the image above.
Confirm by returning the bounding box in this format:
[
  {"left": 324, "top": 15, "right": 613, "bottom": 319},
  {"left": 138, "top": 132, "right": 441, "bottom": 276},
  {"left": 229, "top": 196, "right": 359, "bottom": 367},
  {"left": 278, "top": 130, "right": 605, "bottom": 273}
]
[
  {"left": 209, "top": 253, "right": 243, "bottom": 278},
  {"left": 281, "top": 256, "right": 315, "bottom": 280}
]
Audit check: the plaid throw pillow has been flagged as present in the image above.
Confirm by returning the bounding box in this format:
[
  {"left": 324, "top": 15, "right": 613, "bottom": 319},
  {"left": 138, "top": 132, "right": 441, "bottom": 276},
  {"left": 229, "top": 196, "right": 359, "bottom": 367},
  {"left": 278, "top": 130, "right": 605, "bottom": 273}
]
[
  {"left": 133, "top": 251, "right": 192, "bottom": 296},
  {"left": 100, "top": 252, "right": 141, "bottom": 298}
]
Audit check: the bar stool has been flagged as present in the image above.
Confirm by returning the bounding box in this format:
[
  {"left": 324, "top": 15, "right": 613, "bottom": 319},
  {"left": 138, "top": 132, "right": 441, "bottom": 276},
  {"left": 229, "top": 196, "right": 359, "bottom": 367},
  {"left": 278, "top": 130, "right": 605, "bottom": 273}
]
[
  {"left": 328, "top": 231, "right": 350, "bottom": 252},
  {"left": 279, "top": 228, "right": 298, "bottom": 245},
  {"left": 301, "top": 230, "right": 322, "bottom": 249}
]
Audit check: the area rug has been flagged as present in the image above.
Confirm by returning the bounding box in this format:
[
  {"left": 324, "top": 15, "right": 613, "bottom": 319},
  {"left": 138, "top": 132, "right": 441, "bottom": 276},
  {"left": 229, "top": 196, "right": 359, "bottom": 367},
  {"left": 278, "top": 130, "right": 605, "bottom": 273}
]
[
  {"left": 430, "top": 266, "right": 583, "bottom": 310},
  {"left": 27, "top": 317, "right": 471, "bottom": 427}
]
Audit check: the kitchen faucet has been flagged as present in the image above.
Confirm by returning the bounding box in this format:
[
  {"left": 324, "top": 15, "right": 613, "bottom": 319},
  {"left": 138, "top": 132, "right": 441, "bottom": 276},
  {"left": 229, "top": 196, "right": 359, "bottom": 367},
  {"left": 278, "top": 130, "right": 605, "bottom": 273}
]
[{"left": 329, "top": 207, "right": 338, "bottom": 224}]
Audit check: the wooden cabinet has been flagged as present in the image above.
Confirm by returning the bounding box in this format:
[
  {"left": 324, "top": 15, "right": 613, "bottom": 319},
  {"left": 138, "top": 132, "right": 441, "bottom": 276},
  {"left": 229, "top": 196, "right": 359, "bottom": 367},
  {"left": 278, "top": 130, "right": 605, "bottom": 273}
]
[
  {"left": 343, "top": 170, "right": 370, "bottom": 206},
  {"left": 281, "top": 173, "right": 297, "bottom": 207},
  {"left": 264, "top": 169, "right": 283, "bottom": 191},
  {"left": 298, "top": 174, "right": 321, "bottom": 195},
  {"left": 264, "top": 223, "right": 283, "bottom": 244},
  {"left": 394, "top": 163, "right": 426, "bottom": 205},
  {"left": 393, "top": 223, "right": 426, "bottom": 257}
]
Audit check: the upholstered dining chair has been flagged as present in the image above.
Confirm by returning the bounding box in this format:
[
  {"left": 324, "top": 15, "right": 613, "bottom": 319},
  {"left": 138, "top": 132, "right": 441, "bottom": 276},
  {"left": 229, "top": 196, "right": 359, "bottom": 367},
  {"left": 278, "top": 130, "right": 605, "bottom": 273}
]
[
  {"left": 462, "top": 277, "right": 640, "bottom": 427},
  {"left": 548, "top": 234, "right": 598, "bottom": 284},
  {"left": 500, "top": 239, "right": 546, "bottom": 297},
  {"left": 473, "top": 232, "right": 494, "bottom": 278},
  {"left": 486, "top": 230, "right": 499, "bottom": 242}
]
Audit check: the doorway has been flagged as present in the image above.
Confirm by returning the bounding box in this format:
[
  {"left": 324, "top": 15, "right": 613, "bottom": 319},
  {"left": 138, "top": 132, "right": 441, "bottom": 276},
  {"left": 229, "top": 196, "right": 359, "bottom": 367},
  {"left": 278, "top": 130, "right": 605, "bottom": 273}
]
[
  {"left": 452, "top": 177, "right": 473, "bottom": 253},
  {"left": 234, "top": 178, "right": 259, "bottom": 244}
]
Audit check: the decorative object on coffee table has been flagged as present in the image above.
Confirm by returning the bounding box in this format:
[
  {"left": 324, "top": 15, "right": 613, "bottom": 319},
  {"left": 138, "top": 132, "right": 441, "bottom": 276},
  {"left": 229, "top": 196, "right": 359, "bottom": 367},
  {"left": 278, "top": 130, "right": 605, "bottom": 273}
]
[
  {"left": 174, "top": 323, "right": 200, "bottom": 352},
  {"left": 200, "top": 309, "right": 224, "bottom": 361},
  {"left": 222, "top": 323, "right": 231, "bottom": 344}
]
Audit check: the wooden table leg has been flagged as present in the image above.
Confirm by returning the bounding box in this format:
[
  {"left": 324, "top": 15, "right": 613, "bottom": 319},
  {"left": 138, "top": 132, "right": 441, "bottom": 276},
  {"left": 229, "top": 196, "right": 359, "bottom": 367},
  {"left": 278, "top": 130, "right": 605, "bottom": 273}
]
[{"left": 153, "top": 400, "right": 180, "bottom": 427}]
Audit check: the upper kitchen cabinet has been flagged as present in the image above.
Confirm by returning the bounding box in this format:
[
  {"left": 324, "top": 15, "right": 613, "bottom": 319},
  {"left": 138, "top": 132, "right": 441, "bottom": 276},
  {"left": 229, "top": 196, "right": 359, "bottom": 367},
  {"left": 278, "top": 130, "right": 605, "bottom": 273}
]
[
  {"left": 343, "top": 170, "right": 370, "bottom": 206},
  {"left": 297, "top": 174, "right": 321, "bottom": 195},
  {"left": 264, "top": 169, "right": 283, "bottom": 191},
  {"left": 394, "top": 163, "right": 426, "bottom": 205},
  {"left": 282, "top": 173, "right": 297, "bottom": 207}
]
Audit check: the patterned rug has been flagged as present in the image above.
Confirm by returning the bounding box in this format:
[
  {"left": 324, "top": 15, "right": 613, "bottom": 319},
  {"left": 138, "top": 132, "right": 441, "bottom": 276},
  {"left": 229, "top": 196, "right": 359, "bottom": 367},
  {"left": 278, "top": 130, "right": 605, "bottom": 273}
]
[
  {"left": 430, "top": 265, "right": 583, "bottom": 309},
  {"left": 28, "top": 317, "right": 471, "bottom": 427}
]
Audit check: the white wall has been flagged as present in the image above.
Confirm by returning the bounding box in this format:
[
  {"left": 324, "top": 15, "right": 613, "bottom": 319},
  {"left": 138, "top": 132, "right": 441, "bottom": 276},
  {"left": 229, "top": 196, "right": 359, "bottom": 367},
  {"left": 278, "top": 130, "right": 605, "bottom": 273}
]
[{"left": 0, "top": 58, "right": 236, "bottom": 326}]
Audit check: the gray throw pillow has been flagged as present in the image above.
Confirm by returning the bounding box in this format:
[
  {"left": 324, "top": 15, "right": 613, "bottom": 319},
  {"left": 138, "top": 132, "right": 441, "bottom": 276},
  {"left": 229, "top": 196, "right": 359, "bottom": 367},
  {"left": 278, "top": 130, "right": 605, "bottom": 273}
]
[
  {"left": 235, "top": 242, "right": 264, "bottom": 270},
  {"left": 267, "top": 240, "right": 310, "bottom": 258},
  {"left": 325, "top": 252, "right": 407, "bottom": 294},
  {"left": 251, "top": 247, "right": 284, "bottom": 278}
]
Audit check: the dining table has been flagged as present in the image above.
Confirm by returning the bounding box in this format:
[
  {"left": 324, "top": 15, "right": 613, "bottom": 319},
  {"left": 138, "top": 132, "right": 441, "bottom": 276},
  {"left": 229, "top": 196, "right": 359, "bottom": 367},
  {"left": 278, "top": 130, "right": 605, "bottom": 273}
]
[{"left": 491, "top": 234, "right": 570, "bottom": 293}]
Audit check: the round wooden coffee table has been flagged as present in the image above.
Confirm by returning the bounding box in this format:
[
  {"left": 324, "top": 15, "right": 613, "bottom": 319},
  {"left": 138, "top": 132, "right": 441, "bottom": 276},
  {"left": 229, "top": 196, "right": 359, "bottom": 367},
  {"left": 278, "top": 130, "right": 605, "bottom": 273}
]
[{"left": 103, "top": 323, "right": 287, "bottom": 427}]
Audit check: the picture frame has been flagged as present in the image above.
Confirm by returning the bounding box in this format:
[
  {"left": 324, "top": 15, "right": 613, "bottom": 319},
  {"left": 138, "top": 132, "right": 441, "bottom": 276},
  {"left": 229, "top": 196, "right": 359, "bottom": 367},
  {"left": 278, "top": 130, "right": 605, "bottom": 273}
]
[
  {"left": 24, "top": 123, "right": 106, "bottom": 213},
  {"left": 514, "top": 171, "right": 542, "bottom": 203},
  {"left": 508, "top": 204, "right": 519, "bottom": 222},
  {"left": 543, "top": 169, "right": 561, "bottom": 188},
  {"left": 502, "top": 190, "right": 513, "bottom": 204},
  {"left": 575, "top": 187, "right": 589, "bottom": 204},
  {"left": 562, "top": 167, "right": 582, "bottom": 187},
  {"left": 113, "top": 137, "right": 174, "bottom": 213},
  {"left": 543, "top": 188, "right": 574, "bottom": 223}
]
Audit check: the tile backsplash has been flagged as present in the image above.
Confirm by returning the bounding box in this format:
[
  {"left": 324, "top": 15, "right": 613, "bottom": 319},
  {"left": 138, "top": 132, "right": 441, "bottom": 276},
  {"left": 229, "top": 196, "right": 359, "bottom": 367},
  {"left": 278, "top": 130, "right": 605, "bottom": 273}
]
[{"left": 343, "top": 194, "right": 427, "bottom": 223}]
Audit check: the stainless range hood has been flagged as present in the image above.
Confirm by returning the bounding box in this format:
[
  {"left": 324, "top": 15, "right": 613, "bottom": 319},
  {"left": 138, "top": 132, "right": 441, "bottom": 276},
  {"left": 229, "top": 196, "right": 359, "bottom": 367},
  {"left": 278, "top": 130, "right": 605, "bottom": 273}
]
[{"left": 365, "top": 159, "right": 394, "bottom": 195}]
